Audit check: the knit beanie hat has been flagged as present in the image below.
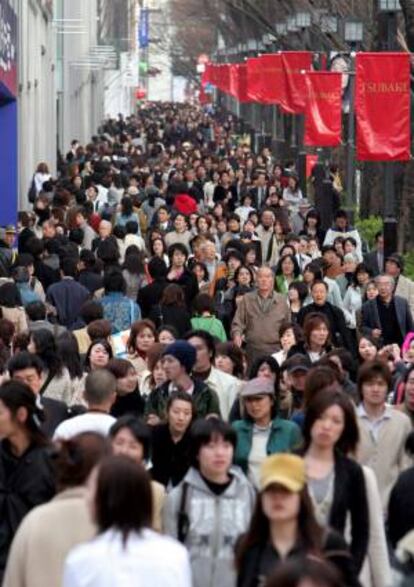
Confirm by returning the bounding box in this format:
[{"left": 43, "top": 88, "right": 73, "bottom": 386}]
[{"left": 162, "top": 340, "right": 197, "bottom": 374}]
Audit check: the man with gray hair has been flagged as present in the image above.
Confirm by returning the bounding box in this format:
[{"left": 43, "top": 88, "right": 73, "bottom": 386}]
[
  {"left": 53, "top": 369, "right": 116, "bottom": 440},
  {"left": 361, "top": 273, "right": 414, "bottom": 346},
  {"left": 231, "top": 265, "right": 290, "bottom": 366}
]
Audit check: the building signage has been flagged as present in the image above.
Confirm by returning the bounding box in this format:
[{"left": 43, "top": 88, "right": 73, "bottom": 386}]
[{"left": 0, "top": 0, "right": 17, "bottom": 98}]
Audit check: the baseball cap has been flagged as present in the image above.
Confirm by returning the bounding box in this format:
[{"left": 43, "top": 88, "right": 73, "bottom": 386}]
[
  {"left": 284, "top": 354, "right": 312, "bottom": 374},
  {"left": 240, "top": 377, "right": 274, "bottom": 398},
  {"left": 260, "top": 454, "right": 306, "bottom": 493}
]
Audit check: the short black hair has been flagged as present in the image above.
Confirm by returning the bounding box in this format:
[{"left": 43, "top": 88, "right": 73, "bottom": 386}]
[
  {"left": 80, "top": 300, "right": 104, "bottom": 324},
  {"left": 168, "top": 242, "right": 188, "bottom": 261},
  {"left": 311, "top": 279, "right": 328, "bottom": 291},
  {"left": 103, "top": 268, "right": 125, "bottom": 294},
  {"left": 184, "top": 329, "right": 216, "bottom": 360},
  {"left": 109, "top": 416, "right": 151, "bottom": 461},
  {"left": 25, "top": 301, "right": 47, "bottom": 321},
  {"left": 61, "top": 257, "right": 78, "bottom": 278},
  {"left": 8, "top": 351, "right": 44, "bottom": 376},
  {"left": 147, "top": 256, "right": 167, "bottom": 279},
  {"left": 190, "top": 418, "right": 237, "bottom": 468},
  {"left": 125, "top": 221, "right": 139, "bottom": 235}
]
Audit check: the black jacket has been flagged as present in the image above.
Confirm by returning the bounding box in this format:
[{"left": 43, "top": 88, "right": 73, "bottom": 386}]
[
  {"left": 151, "top": 423, "right": 192, "bottom": 487},
  {"left": 297, "top": 301, "right": 353, "bottom": 352},
  {"left": 138, "top": 278, "right": 168, "bottom": 318},
  {"left": 110, "top": 388, "right": 145, "bottom": 419},
  {"left": 42, "top": 397, "right": 69, "bottom": 438},
  {"left": 166, "top": 268, "right": 199, "bottom": 309},
  {"left": 148, "top": 304, "right": 192, "bottom": 337},
  {"left": 388, "top": 466, "right": 414, "bottom": 547},
  {"left": 0, "top": 441, "right": 55, "bottom": 577},
  {"left": 329, "top": 454, "right": 369, "bottom": 573},
  {"left": 237, "top": 529, "right": 360, "bottom": 587},
  {"left": 78, "top": 270, "right": 104, "bottom": 294}
]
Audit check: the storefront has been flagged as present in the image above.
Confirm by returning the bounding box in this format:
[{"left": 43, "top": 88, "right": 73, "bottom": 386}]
[{"left": 0, "top": 0, "right": 18, "bottom": 225}]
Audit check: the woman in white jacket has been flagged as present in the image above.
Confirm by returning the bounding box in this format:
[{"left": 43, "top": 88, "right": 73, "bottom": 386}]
[{"left": 63, "top": 455, "right": 191, "bottom": 587}]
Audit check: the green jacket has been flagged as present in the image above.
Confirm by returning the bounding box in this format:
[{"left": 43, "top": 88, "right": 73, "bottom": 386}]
[
  {"left": 191, "top": 315, "right": 227, "bottom": 342},
  {"left": 231, "top": 417, "right": 302, "bottom": 473},
  {"left": 145, "top": 379, "right": 221, "bottom": 422}
]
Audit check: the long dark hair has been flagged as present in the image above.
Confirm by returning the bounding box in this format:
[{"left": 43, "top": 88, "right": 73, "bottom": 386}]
[
  {"left": 0, "top": 380, "right": 48, "bottom": 447},
  {"left": 30, "top": 329, "right": 63, "bottom": 377},
  {"left": 94, "top": 455, "right": 152, "bottom": 542},
  {"left": 303, "top": 389, "right": 359, "bottom": 455},
  {"left": 235, "top": 486, "right": 324, "bottom": 570},
  {"left": 56, "top": 332, "right": 83, "bottom": 379}
]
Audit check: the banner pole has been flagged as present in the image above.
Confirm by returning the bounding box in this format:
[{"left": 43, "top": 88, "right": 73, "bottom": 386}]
[{"left": 345, "top": 62, "right": 356, "bottom": 217}]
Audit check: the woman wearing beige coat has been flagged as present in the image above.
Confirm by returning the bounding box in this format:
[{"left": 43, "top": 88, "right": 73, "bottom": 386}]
[
  {"left": 359, "top": 466, "right": 392, "bottom": 587},
  {"left": 3, "top": 433, "right": 110, "bottom": 587}
]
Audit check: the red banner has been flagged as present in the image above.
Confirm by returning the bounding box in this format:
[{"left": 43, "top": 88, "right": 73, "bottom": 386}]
[
  {"left": 356, "top": 53, "right": 411, "bottom": 161},
  {"left": 246, "top": 57, "right": 266, "bottom": 102},
  {"left": 236, "top": 63, "right": 250, "bottom": 103},
  {"left": 304, "top": 72, "right": 342, "bottom": 147},
  {"left": 260, "top": 53, "right": 284, "bottom": 104},
  {"left": 280, "top": 52, "right": 313, "bottom": 114}
]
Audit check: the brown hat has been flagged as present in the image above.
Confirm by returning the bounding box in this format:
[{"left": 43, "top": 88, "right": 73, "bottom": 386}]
[
  {"left": 260, "top": 454, "right": 306, "bottom": 492},
  {"left": 240, "top": 377, "right": 274, "bottom": 398}
]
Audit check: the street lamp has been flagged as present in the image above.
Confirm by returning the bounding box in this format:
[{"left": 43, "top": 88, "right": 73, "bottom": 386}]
[
  {"left": 344, "top": 19, "right": 364, "bottom": 46},
  {"left": 287, "top": 15, "right": 299, "bottom": 32},
  {"left": 320, "top": 15, "right": 338, "bottom": 33},
  {"left": 275, "top": 22, "right": 287, "bottom": 36},
  {"left": 379, "top": 0, "right": 401, "bottom": 10},
  {"left": 296, "top": 12, "right": 311, "bottom": 29}
]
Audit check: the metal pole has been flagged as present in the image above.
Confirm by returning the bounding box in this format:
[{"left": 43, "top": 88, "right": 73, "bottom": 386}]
[
  {"left": 346, "top": 72, "right": 355, "bottom": 211},
  {"left": 383, "top": 11, "right": 398, "bottom": 258}
]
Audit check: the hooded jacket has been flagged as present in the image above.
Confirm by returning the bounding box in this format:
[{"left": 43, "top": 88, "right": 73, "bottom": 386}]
[{"left": 163, "top": 466, "right": 256, "bottom": 587}]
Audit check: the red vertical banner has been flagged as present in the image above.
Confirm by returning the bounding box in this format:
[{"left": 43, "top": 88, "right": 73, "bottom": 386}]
[
  {"left": 246, "top": 57, "right": 265, "bottom": 102},
  {"left": 260, "top": 53, "right": 284, "bottom": 104},
  {"left": 236, "top": 63, "right": 250, "bottom": 103},
  {"left": 304, "top": 72, "right": 342, "bottom": 147},
  {"left": 280, "top": 52, "right": 313, "bottom": 113},
  {"left": 356, "top": 52, "right": 411, "bottom": 161},
  {"left": 229, "top": 64, "right": 239, "bottom": 97},
  {"left": 306, "top": 154, "right": 319, "bottom": 178}
]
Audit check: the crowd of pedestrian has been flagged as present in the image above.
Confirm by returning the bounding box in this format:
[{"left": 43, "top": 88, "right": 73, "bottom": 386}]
[{"left": 0, "top": 102, "right": 413, "bottom": 586}]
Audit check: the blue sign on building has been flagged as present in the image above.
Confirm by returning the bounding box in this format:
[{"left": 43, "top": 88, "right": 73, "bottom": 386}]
[
  {"left": 138, "top": 8, "right": 149, "bottom": 49},
  {"left": 0, "top": 0, "right": 18, "bottom": 226}
]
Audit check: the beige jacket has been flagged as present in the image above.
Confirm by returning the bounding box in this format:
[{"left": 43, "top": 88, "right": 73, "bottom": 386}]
[
  {"left": 3, "top": 487, "right": 95, "bottom": 587},
  {"left": 357, "top": 407, "right": 412, "bottom": 511},
  {"left": 231, "top": 291, "right": 290, "bottom": 360},
  {"left": 396, "top": 274, "right": 414, "bottom": 318},
  {"left": 1, "top": 306, "right": 28, "bottom": 335},
  {"left": 359, "top": 466, "right": 392, "bottom": 587}
]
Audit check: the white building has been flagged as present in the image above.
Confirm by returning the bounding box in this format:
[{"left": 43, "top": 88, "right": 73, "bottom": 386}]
[{"left": 18, "top": 0, "right": 56, "bottom": 209}]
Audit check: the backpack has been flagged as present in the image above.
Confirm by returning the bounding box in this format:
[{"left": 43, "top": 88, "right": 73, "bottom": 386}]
[{"left": 28, "top": 176, "right": 37, "bottom": 203}]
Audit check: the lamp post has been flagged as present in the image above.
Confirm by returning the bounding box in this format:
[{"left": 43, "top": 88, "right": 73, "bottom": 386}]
[
  {"left": 343, "top": 20, "right": 363, "bottom": 216},
  {"left": 378, "top": 0, "right": 401, "bottom": 260},
  {"left": 295, "top": 12, "right": 312, "bottom": 197}
]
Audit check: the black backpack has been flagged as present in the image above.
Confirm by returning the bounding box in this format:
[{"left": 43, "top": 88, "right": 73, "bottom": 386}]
[{"left": 28, "top": 176, "right": 37, "bottom": 203}]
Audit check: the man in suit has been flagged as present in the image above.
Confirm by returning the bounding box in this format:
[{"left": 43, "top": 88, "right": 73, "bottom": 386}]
[
  {"left": 385, "top": 253, "right": 414, "bottom": 317},
  {"left": 361, "top": 274, "right": 414, "bottom": 346},
  {"left": 8, "top": 352, "right": 70, "bottom": 437},
  {"left": 364, "top": 231, "right": 384, "bottom": 276},
  {"left": 46, "top": 257, "right": 90, "bottom": 330},
  {"left": 248, "top": 171, "right": 267, "bottom": 210}
]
